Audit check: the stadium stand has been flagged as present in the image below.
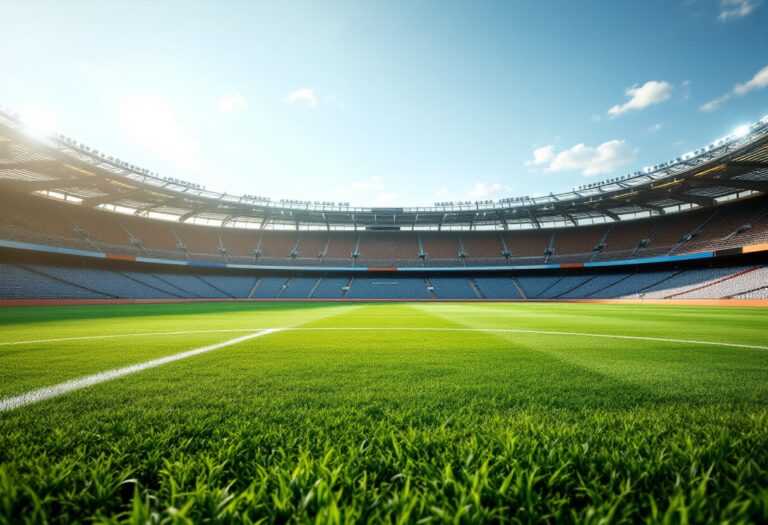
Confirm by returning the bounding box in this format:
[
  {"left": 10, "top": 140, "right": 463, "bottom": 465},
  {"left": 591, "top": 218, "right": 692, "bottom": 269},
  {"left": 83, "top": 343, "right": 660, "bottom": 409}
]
[
  {"left": 517, "top": 276, "right": 562, "bottom": 298},
  {"left": 296, "top": 234, "right": 330, "bottom": 262},
  {"left": 358, "top": 232, "right": 420, "bottom": 266},
  {"left": 258, "top": 232, "right": 299, "bottom": 261},
  {"left": 117, "top": 215, "right": 185, "bottom": 259},
  {"left": 2, "top": 190, "right": 768, "bottom": 268},
  {"left": 429, "top": 277, "right": 478, "bottom": 299},
  {"left": 551, "top": 225, "right": 609, "bottom": 263},
  {"left": 473, "top": 277, "right": 524, "bottom": 299},
  {"left": 630, "top": 267, "right": 750, "bottom": 299},
  {"left": 310, "top": 277, "right": 349, "bottom": 298},
  {"left": 504, "top": 230, "right": 551, "bottom": 264},
  {"left": 461, "top": 234, "right": 505, "bottom": 264},
  {"left": 421, "top": 233, "right": 462, "bottom": 265},
  {"left": 252, "top": 277, "right": 288, "bottom": 298},
  {"left": 323, "top": 233, "right": 358, "bottom": 265},
  {"left": 537, "top": 275, "right": 596, "bottom": 299},
  {"left": 280, "top": 277, "right": 320, "bottom": 299},
  {"left": 0, "top": 263, "right": 107, "bottom": 299},
  {"left": 677, "top": 266, "right": 768, "bottom": 299},
  {"left": 587, "top": 271, "right": 678, "bottom": 299},
  {"left": 1, "top": 256, "right": 766, "bottom": 301},
  {"left": 346, "top": 277, "right": 431, "bottom": 299}
]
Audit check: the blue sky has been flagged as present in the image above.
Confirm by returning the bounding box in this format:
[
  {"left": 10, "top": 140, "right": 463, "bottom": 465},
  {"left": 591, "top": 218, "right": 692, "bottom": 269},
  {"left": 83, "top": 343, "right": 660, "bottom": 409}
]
[{"left": 1, "top": 0, "right": 767, "bottom": 206}]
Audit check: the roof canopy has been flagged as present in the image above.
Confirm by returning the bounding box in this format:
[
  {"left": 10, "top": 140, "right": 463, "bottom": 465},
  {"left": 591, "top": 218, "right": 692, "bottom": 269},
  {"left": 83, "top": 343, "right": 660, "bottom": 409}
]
[{"left": 1, "top": 109, "right": 767, "bottom": 230}]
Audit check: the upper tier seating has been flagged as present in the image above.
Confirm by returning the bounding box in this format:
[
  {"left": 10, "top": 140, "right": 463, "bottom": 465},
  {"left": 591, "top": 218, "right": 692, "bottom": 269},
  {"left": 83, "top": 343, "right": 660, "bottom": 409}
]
[
  {"left": 358, "top": 232, "right": 420, "bottom": 266},
  {"left": 2, "top": 190, "right": 767, "bottom": 267},
  {"left": 461, "top": 234, "right": 505, "bottom": 264},
  {"left": 551, "top": 225, "right": 609, "bottom": 263},
  {"left": 421, "top": 233, "right": 462, "bottom": 265}
]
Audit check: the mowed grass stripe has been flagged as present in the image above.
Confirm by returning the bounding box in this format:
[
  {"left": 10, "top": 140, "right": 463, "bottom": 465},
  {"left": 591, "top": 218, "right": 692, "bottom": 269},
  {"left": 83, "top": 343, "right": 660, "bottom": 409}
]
[
  {"left": 0, "top": 329, "right": 282, "bottom": 412},
  {"left": 3, "top": 325, "right": 767, "bottom": 411},
  {"left": 3, "top": 326, "right": 767, "bottom": 350}
]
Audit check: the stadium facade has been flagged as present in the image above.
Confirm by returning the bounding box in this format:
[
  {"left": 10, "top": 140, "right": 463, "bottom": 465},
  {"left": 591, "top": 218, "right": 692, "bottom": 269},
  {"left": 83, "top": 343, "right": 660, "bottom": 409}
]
[{"left": 1, "top": 108, "right": 767, "bottom": 302}]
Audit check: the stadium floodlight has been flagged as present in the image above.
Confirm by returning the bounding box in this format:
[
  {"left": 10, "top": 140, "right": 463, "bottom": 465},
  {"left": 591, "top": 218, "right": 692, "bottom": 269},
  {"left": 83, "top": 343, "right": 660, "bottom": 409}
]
[{"left": 732, "top": 125, "right": 750, "bottom": 139}]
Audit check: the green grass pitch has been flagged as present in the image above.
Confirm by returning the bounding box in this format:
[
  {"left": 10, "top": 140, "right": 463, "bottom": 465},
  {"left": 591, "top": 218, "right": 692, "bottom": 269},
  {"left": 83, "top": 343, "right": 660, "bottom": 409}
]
[{"left": 0, "top": 302, "right": 767, "bottom": 523}]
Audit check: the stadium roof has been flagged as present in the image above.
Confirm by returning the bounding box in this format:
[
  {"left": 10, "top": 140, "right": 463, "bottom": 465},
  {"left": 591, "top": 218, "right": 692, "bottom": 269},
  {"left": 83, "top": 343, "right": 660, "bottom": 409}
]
[{"left": 1, "top": 108, "right": 767, "bottom": 230}]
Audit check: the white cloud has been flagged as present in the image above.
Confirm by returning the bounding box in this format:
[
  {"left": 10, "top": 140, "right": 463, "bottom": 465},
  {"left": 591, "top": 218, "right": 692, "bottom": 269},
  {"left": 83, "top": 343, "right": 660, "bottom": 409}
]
[
  {"left": 216, "top": 90, "right": 247, "bottom": 112},
  {"left": 608, "top": 80, "right": 673, "bottom": 118},
  {"left": 590, "top": 114, "right": 602, "bottom": 123},
  {"left": 700, "top": 94, "right": 730, "bottom": 112},
  {"left": 117, "top": 97, "right": 202, "bottom": 172},
  {"left": 526, "top": 140, "right": 638, "bottom": 176},
  {"left": 647, "top": 123, "right": 664, "bottom": 133},
  {"left": 526, "top": 145, "right": 555, "bottom": 166},
  {"left": 719, "top": 0, "right": 758, "bottom": 20},
  {"left": 285, "top": 88, "right": 318, "bottom": 107},
  {"left": 700, "top": 64, "right": 768, "bottom": 112},
  {"left": 733, "top": 65, "right": 768, "bottom": 95}
]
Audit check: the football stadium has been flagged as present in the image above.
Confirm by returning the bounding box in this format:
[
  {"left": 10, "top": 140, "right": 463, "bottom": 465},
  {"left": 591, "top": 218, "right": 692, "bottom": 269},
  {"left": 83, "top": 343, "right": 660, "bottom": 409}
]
[{"left": 1, "top": 2, "right": 768, "bottom": 523}]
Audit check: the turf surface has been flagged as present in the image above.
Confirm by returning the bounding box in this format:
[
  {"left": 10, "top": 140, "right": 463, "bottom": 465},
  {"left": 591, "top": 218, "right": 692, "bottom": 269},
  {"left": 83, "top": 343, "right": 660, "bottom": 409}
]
[{"left": 0, "top": 302, "right": 767, "bottom": 523}]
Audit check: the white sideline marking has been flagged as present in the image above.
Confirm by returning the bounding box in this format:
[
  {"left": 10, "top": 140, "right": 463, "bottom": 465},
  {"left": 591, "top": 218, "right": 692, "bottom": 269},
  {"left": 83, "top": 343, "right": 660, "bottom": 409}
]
[
  {"left": 2, "top": 326, "right": 765, "bottom": 412},
  {"left": 0, "top": 329, "right": 282, "bottom": 412},
  {"left": 289, "top": 327, "right": 768, "bottom": 351},
  {"left": 2, "top": 327, "right": 767, "bottom": 351},
  {"left": 0, "top": 329, "right": 257, "bottom": 347}
]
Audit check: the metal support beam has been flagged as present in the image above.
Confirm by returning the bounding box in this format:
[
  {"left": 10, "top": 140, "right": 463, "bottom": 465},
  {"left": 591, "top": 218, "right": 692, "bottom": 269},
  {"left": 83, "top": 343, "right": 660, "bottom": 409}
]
[
  {"left": 666, "top": 192, "right": 715, "bottom": 207},
  {"left": 526, "top": 209, "right": 540, "bottom": 229},
  {"left": 727, "top": 160, "right": 768, "bottom": 170},
  {"left": 695, "top": 178, "right": 768, "bottom": 193},
  {"left": 496, "top": 211, "right": 508, "bottom": 230}
]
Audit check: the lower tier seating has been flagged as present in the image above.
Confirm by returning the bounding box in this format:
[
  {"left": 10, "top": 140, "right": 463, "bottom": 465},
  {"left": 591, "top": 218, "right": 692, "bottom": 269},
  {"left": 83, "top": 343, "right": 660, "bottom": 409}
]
[{"left": 2, "top": 262, "right": 765, "bottom": 300}]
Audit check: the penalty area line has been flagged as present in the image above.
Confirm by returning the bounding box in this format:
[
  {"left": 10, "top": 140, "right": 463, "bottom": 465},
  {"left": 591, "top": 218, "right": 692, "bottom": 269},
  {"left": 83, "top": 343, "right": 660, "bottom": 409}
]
[{"left": 0, "top": 328, "right": 283, "bottom": 413}]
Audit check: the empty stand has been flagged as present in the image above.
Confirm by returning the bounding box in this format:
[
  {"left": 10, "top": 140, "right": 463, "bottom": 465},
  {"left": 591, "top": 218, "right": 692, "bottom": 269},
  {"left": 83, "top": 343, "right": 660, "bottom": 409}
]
[
  {"left": 429, "top": 277, "right": 477, "bottom": 299},
  {"left": 346, "top": 277, "right": 430, "bottom": 299},
  {"left": 504, "top": 230, "right": 550, "bottom": 263},
  {"left": 421, "top": 234, "right": 461, "bottom": 265},
  {"left": 552, "top": 225, "right": 609, "bottom": 262},
  {"left": 473, "top": 277, "right": 523, "bottom": 299},
  {"left": 357, "top": 232, "right": 420, "bottom": 265},
  {"left": 2, "top": 191, "right": 768, "bottom": 268},
  {"left": 461, "top": 234, "right": 505, "bottom": 263},
  {"left": 323, "top": 233, "right": 358, "bottom": 264}
]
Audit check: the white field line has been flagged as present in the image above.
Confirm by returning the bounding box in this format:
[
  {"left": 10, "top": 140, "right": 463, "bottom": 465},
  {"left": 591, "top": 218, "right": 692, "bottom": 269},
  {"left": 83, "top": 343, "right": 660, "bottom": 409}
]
[
  {"left": 0, "top": 329, "right": 283, "bottom": 412},
  {"left": 0, "top": 329, "right": 259, "bottom": 347},
  {"left": 289, "top": 327, "right": 768, "bottom": 351},
  {"left": 2, "top": 326, "right": 766, "bottom": 412},
  {"left": 2, "top": 327, "right": 767, "bottom": 351}
]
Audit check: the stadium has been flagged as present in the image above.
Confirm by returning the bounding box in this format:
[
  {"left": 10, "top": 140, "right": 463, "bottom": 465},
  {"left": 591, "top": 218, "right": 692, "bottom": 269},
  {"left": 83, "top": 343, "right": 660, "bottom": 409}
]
[
  {"left": 1, "top": 108, "right": 768, "bottom": 303},
  {"left": 1, "top": 2, "right": 768, "bottom": 523}
]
